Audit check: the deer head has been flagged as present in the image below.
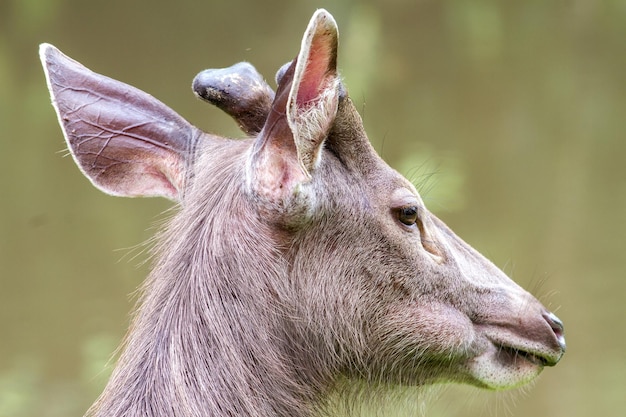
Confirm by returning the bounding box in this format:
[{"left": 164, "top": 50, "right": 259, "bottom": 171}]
[{"left": 40, "top": 9, "right": 564, "bottom": 417}]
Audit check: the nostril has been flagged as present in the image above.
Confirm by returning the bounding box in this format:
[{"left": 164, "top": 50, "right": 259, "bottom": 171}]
[{"left": 543, "top": 311, "right": 566, "bottom": 351}]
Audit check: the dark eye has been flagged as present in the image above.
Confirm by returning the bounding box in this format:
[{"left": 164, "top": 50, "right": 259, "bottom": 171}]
[{"left": 398, "top": 206, "right": 419, "bottom": 226}]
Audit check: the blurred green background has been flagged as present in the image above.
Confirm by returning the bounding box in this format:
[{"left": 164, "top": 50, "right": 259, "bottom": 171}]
[{"left": 1, "top": 0, "right": 625, "bottom": 416}]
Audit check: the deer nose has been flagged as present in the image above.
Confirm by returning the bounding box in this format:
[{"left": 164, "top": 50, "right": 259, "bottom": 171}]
[{"left": 543, "top": 311, "right": 566, "bottom": 352}]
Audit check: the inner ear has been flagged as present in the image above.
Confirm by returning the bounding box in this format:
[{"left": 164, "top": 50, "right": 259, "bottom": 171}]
[
  {"left": 291, "top": 28, "right": 338, "bottom": 107},
  {"left": 286, "top": 10, "right": 340, "bottom": 176},
  {"left": 248, "top": 10, "right": 341, "bottom": 204}
]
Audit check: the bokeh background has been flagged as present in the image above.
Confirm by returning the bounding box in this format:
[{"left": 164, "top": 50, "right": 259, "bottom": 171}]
[{"left": 1, "top": 0, "right": 625, "bottom": 416}]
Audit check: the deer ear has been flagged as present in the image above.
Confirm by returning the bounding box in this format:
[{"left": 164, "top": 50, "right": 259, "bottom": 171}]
[
  {"left": 40, "top": 44, "right": 200, "bottom": 201},
  {"left": 250, "top": 9, "right": 339, "bottom": 202}
]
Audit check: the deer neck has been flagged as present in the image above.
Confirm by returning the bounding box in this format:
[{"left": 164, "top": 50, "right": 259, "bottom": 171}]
[{"left": 87, "top": 146, "right": 323, "bottom": 417}]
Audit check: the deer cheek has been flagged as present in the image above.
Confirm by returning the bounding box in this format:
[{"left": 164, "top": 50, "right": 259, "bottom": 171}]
[{"left": 387, "top": 301, "right": 475, "bottom": 358}]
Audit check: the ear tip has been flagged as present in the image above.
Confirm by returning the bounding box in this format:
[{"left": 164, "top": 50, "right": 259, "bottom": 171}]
[
  {"left": 39, "top": 42, "right": 55, "bottom": 52},
  {"left": 39, "top": 43, "right": 57, "bottom": 64},
  {"left": 312, "top": 9, "right": 337, "bottom": 25},
  {"left": 39, "top": 43, "right": 71, "bottom": 76},
  {"left": 310, "top": 9, "right": 338, "bottom": 35}
]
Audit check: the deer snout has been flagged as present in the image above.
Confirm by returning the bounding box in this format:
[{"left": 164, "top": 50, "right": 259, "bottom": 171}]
[
  {"left": 506, "top": 308, "right": 566, "bottom": 369},
  {"left": 464, "top": 289, "right": 566, "bottom": 389},
  {"left": 483, "top": 295, "right": 566, "bottom": 363}
]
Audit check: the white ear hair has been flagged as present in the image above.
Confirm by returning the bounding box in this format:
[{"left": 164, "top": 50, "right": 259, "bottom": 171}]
[
  {"left": 288, "top": 77, "right": 340, "bottom": 174},
  {"left": 286, "top": 9, "right": 340, "bottom": 176}
]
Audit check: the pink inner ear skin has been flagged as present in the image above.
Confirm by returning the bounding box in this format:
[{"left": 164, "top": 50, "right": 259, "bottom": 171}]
[{"left": 296, "top": 37, "right": 335, "bottom": 106}]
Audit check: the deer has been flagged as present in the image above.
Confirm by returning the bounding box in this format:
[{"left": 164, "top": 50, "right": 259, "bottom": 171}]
[{"left": 40, "top": 9, "right": 565, "bottom": 417}]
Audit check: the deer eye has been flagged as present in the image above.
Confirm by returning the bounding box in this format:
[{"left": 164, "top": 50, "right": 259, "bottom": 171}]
[{"left": 398, "top": 206, "right": 419, "bottom": 226}]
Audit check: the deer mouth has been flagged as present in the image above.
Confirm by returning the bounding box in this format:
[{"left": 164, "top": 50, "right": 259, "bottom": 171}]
[
  {"left": 465, "top": 341, "right": 544, "bottom": 390},
  {"left": 493, "top": 342, "right": 559, "bottom": 368},
  {"left": 465, "top": 325, "right": 565, "bottom": 390}
]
